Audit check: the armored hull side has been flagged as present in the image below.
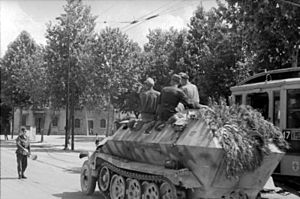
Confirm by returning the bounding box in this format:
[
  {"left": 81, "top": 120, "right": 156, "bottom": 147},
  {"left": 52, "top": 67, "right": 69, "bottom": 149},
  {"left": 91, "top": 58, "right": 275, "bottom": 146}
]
[{"left": 100, "top": 117, "right": 284, "bottom": 198}]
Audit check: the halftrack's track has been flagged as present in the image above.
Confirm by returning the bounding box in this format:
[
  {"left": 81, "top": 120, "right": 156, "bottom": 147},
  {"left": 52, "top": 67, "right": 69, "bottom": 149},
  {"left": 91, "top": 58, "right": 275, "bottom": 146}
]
[{"left": 98, "top": 159, "right": 186, "bottom": 199}]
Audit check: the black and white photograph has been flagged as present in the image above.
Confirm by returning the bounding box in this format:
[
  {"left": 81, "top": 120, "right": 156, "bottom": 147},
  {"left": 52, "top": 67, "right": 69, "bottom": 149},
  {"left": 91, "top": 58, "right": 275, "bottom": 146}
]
[{"left": 0, "top": 0, "right": 299, "bottom": 199}]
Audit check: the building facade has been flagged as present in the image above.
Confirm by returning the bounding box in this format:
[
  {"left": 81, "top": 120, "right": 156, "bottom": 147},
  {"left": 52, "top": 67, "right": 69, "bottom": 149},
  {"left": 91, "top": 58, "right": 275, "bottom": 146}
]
[{"left": 13, "top": 107, "right": 118, "bottom": 137}]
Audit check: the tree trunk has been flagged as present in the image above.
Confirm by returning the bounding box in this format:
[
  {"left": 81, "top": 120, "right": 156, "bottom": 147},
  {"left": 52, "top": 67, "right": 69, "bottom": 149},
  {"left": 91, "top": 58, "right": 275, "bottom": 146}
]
[
  {"left": 41, "top": 117, "right": 44, "bottom": 143},
  {"left": 19, "top": 107, "right": 23, "bottom": 132},
  {"left": 106, "top": 96, "right": 111, "bottom": 137},
  {"left": 64, "top": 96, "right": 69, "bottom": 150},
  {"left": 11, "top": 106, "right": 14, "bottom": 139},
  {"left": 71, "top": 88, "right": 75, "bottom": 150},
  {"left": 85, "top": 107, "right": 89, "bottom": 136}
]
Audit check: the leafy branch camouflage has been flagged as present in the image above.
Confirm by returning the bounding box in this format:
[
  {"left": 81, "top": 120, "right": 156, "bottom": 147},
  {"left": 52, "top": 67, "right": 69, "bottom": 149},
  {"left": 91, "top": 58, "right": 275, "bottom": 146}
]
[{"left": 199, "top": 98, "right": 289, "bottom": 178}]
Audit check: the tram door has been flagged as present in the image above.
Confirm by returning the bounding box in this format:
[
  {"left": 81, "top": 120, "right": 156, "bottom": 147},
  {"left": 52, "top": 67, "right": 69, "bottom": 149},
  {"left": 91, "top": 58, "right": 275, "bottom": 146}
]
[{"left": 246, "top": 92, "right": 269, "bottom": 120}]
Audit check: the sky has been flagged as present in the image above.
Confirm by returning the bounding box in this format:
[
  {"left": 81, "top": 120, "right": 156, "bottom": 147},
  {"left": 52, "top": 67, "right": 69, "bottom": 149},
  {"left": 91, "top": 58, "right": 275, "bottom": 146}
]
[{"left": 0, "top": 0, "right": 218, "bottom": 57}]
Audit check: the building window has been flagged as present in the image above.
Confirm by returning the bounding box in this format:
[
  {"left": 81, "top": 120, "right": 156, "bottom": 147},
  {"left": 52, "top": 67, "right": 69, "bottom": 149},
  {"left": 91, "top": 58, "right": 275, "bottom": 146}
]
[
  {"left": 75, "top": 118, "right": 80, "bottom": 128},
  {"left": 52, "top": 117, "right": 58, "bottom": 127},
  {"left": 21, "top": 115, "right": 27, "bottom": 126},
  {"left": 100, "top": 119, "right": 106, "bottom": 128}
]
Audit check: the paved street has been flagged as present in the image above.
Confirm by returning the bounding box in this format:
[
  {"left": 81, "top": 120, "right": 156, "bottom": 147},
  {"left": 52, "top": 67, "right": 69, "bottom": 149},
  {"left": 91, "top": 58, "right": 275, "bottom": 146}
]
[
  {"left": 1, "top": 135, "right": 299, "bottom": 199},
  {"left": 0, "top": 135, "right": 105, "bottom": 199}
]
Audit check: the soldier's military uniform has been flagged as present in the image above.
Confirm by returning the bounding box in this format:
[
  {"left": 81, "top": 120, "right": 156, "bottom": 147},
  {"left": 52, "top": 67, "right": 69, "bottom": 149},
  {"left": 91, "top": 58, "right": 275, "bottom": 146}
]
[
  {"left": 158, "top": 74, "right": 197, "bottom": 121},
  {"left": 139, "top": 78, "right": 160, "bottom": 121},
  {"left": 16, "top": 128, "right": 30, "bottom": 179}
]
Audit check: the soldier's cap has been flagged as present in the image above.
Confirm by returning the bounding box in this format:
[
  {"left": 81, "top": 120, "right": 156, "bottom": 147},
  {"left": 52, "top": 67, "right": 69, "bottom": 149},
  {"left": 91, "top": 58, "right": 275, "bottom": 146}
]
[
  {"left": 171, "top": 74, "right": 181, "bottom": 84},
  {"left": 144, "top": 77, "right": 155, "bottom": 86},
  {"left": 178, "top": 72, "right": 189, "bottom": 79}
]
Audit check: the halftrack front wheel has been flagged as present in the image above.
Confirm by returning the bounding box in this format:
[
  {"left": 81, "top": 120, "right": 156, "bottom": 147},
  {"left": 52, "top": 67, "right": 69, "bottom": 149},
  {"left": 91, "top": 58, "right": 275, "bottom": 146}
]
[
  {"left": 110, "top": 174, "right": 126, "bottom": 199},
  {"left": 80, "top": 160, "right": 97, "bottom": 195},
  {"left": 98, "top": 166, "right": 110, "bottom": 192}
]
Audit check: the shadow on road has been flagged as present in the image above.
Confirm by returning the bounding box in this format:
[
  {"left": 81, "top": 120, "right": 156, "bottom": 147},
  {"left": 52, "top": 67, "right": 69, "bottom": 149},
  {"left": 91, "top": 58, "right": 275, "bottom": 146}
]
[
  {"left": 63, "top": 167, "right": 81, "bottom": 174},
  {"left": 53, "top": 191, "right": 103, "bottom": 199},
  {"left": 32, "top": 147, "right": 86, "bottom": 153},
  {"left": 0, "top": 177, "right": 19, "bottom": 180}
]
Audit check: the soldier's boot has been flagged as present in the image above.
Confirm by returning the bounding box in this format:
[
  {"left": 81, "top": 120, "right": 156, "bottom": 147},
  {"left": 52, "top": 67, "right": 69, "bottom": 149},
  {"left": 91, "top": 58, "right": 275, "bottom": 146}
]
[{"left": 21, "top": 173, "right": 27, "bottom": 179}]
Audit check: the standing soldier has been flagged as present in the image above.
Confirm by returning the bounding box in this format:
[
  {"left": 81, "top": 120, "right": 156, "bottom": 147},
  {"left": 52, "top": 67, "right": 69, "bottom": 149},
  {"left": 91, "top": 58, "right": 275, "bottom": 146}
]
[
  {"left": 138, "top": 77, "right": 160, "bottom": 121},
  {"left": 16, "top": 127, "right": 31, "bottom": 179}
]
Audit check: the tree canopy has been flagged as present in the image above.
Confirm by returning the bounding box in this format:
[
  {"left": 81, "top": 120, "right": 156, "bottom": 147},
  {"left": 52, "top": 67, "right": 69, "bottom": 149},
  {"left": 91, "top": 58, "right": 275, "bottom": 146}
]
[
  {"left": 143, "top": 28, "right": 189, "bottom": 91},
  {"left": 84, "top": 27, "right": 142, "bottom": 111},
  {"left": 224, "top": 0, "right": 300, "bottom": 71},
  {"left": 1, "top": 30, "right": 47, "bottom": 108},
  {"left": 45, "top": 0, "right": 97, "bottom": 109}
]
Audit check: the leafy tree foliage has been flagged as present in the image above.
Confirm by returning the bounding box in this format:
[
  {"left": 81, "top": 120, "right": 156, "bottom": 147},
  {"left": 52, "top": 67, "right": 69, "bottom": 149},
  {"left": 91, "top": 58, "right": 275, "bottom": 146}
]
[
  {"left": 1, "top": 30, "right": 46, "bottom": 108},
  {"left": 225, "top": 0, "right": 300, "bottom": 70},
  {"left": 45, "top": 0, "right": 97, "bottom": 109},
  {"left": 187, "top": 6, "right": 250, "bottom": 103},
  {"left": 84, "top": 27, "right": 142, "bottom": 112},
  {"left": 144, "top": 28, "right": 189, "bottom": 91}
]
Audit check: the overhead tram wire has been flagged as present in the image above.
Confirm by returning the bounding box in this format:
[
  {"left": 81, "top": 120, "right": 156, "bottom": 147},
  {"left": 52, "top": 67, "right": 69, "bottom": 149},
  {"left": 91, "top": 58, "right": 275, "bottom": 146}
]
[
  {"left": 121, "top": 0, "right": 185, "bottom": 32},
  {"left": 278, "top": 0, "right": 300, "bottom": 7},
  {"left": 158, "top": 0, "right": 217, "bottom": 16},
  {"left": 122, "top": 1, "right": 189, "bottom": 33},
  {"left": 122, "top": 0, "right": 201, "bottom": 33},
  {"left": 120, "top": 1, "right": 177, "bottom": 31}
]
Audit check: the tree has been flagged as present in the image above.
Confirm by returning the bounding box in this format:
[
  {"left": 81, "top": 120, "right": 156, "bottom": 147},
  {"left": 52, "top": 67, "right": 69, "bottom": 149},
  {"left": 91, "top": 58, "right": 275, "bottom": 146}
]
[
  {"left": 187, "top": 6, "right": 249, "bottom": 103},
  {"left": 1, "top": 30, "right": 47, "bottom": 137},
  {"left": 45, "top": 0, "right": 97, "bottom": 109},
  {"left": 45, "top": 0, "right": 97, "bottom": 149},
  {"left": 84, "top": 27, "right": 142, "bottom": 113},
  {"left": 143, "top": 28, "right": 189, "bottom": 91},
  {"left": 224, "top": 0, "right": 300, "bottom": 71}
]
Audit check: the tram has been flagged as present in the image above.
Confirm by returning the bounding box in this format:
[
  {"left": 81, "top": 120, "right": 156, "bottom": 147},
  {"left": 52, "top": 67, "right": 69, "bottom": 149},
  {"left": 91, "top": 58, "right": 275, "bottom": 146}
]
[{"left": 230, "top": 67, "right": 300, "bottom": 178}]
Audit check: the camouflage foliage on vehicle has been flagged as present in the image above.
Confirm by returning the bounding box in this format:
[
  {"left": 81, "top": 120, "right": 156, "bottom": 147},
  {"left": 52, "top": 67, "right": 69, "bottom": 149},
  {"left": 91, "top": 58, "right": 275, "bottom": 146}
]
[{"left": 199, "top": 98, "right": 289, "bottom": 178}]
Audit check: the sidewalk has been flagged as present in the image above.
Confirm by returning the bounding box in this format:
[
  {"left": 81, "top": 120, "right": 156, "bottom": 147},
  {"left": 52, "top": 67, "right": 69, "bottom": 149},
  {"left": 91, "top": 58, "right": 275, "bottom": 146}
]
[{"left": 0, "top": 134, "right": 106, "bottom": 152}]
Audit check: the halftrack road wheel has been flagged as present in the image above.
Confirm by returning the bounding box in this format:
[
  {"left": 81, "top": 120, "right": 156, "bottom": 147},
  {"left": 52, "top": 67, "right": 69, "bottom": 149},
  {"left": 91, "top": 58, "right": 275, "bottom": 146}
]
[
  {"left": 80, "top": 160, "right": 97, "bottom": 195},
  {"left": 126, "top": 179, "right": 142, "bottom": 199},
  {"left": 98, "top": 166, "right": 110, "bottom": 192},
  {"left": 160, "top": 182, "right": 177, "bottom": 199},
  {"left": 142, "top": 182, "right": 159, "bottom": 199},
  {"left": 110, "top": 174, "right": 126, "bottom": 199}
]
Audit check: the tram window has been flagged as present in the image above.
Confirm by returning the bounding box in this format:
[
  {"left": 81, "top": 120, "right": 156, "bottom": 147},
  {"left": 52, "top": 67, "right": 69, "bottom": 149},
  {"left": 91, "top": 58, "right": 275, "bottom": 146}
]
[
  {"left": 287, "top": 89, "right": 300, "bottom": 128},
  {"left": 273, "top": 91, "right": 280, "bottom": 127},
  {"left": 235, "top": 95, "right": 242, "bottom": 105},
  {"left": 246, "top": 93, "right": 269, "bottom": 119}
]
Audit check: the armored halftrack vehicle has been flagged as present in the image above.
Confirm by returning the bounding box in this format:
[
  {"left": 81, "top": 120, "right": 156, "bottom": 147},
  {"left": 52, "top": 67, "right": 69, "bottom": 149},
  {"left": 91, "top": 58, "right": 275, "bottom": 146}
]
[{"left": 79, "top": 107, "right": 285, "bottom": 199}]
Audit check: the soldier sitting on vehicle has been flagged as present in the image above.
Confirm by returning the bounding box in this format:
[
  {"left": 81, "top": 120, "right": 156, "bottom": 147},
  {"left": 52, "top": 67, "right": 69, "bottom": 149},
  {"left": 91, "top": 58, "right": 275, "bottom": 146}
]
[
  {"left": 157, "top": 74, "right": 200, "bottom": 122},
  {"left": 137, "top": 77, "right": 160, "bottom": 122}
]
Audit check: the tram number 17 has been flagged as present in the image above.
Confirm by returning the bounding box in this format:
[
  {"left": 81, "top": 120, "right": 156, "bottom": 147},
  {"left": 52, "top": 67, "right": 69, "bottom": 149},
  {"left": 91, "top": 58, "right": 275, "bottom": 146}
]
[{"left": 282, "top": 130, "right": 291, "bottom": 140}]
